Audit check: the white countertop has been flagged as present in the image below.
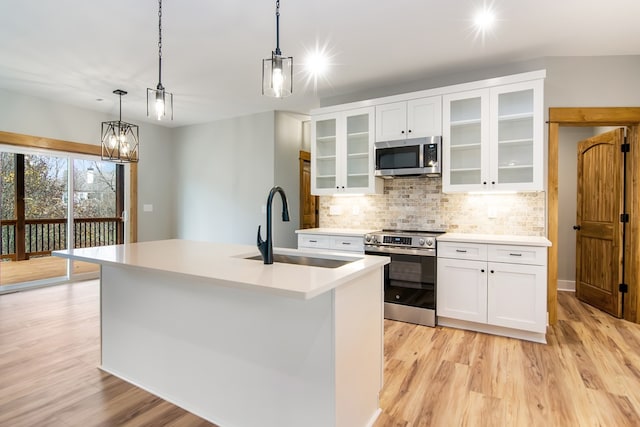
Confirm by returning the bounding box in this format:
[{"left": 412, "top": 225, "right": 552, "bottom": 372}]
[
  {"left": 438, "top": 233, "right": 552, "bottom": 247},
  {"left": 53, "top": 239, "right": 389, "bottom": 300},
  {"left": 295, "top": 228, "right": 374, "bottom": 237}
]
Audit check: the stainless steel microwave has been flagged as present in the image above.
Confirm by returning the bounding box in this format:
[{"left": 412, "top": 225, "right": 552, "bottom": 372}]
[{"left": 374, "top": 136, "right": 441, "bottom": 178}]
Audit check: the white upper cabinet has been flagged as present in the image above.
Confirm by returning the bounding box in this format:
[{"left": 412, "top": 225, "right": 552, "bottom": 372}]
[
  {"left": 442, "top": 89, "right": 490, "bottom": 192},
  {"left": 311, "top": 107, "right": 382, "bottom": 195},
  {"left": 375, "top": 96, "right": 442, "bottom": 142},
  {"left": 442, "top": 79, "right": 544, "bottom": 193}
]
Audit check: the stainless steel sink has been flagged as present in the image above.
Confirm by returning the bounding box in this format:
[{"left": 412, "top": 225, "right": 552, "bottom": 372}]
[{"left": 244, "top": 254, "right": 353, "bottom": 268}]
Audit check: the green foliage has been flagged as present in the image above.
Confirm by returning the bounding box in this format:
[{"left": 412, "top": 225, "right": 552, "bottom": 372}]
[
  {"left": 24, "top": 154, "right": 68, "bottom": 219},
  {"left": 1, "top": 153, "right": 15, "bottom": 220},
  {"left": 1, "top": 154, "right": 117, "bottom": 220}
]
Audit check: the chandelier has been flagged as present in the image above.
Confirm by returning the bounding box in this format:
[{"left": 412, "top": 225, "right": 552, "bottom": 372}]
[{"left": 101, "top": 90, "right": 139, "bottom": 163}]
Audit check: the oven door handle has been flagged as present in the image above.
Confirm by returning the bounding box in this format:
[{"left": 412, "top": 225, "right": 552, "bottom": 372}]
[{"left": 365, "top": 246, "right": 436, "bottom": 256}]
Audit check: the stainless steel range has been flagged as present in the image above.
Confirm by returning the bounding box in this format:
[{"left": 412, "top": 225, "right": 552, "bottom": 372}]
[{"left": 364, "top": 229, "right": 444, "bottom": 327}]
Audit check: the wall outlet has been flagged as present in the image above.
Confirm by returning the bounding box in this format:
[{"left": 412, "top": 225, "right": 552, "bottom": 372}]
[
  {"left": 488, "top": 206, "right": 498, "bottom": 218},
  {"left": 143, "top": 204, "right": 153, "bottom": 212},
  {"left": 352, "top": 205, "right": 360, "bottom": 215},
  {"left": 329, "top": 205, "right": 343, "bottom": 216}
]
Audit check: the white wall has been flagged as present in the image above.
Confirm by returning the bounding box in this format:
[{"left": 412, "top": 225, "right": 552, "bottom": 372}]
[
  {"left": 0, "top": 88, "right": 176, "bottom": 242},
  {"left": 274, "top": 112, "right": 309, "bottom": 248},
  {"left": 173, "top": 111, "right": 276, "bottom": 245},
  {"left": 173, "top": 111, "right": 307, "bottom": 249}
]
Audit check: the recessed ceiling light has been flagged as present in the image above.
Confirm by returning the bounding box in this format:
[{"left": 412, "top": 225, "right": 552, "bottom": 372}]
[
  {"left": 470, "top": 2, "right": 498, "bottom": 44},
  {"left": 474, "top": 9, "right": 495, "bottom": 31},
  {"left": 305, "top": 51, "right": 329, "bottom": 78},
  {"left": 301, "top": 39, "right": 335, "bottom": 93}
]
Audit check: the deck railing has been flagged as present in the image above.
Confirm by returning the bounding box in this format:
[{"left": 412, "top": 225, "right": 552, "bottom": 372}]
[{"left": 1, "top": 217, "right": 123, "bottom": 260}]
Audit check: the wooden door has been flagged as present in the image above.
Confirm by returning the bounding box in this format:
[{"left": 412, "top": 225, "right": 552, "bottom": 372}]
[
  {"left": 576, "top": 128, "right": 625, "bottom": 317},
  {"left": 299, "top": 151, "right": 318, "bottom": 229}
]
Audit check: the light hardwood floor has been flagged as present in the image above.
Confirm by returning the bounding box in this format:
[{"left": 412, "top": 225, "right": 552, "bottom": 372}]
[{"left": 1, "top": 281, "right": 640, "bottom": 426}]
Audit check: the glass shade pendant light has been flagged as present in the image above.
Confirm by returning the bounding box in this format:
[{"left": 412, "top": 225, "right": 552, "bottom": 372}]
[
  {"left": 262, "top": 0, "right": 293, "bottom": 98},
  {"left": 101, "top": 90, "right": 140, "bottom": 163},
  {"left": 147, "top": 0, "right": 174, "bottom": 120}
]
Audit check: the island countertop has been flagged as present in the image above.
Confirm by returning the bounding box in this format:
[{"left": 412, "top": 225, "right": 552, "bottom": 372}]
[{"left": 53, "top": 239, "right": 389, "bottom": 300}]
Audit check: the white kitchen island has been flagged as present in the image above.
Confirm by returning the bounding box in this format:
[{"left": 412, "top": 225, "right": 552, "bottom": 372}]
[{"left": 53, "top": 239, "right": 389, "bottom": 427}]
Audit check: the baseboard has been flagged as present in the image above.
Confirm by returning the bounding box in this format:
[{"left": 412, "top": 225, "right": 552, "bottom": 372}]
[{"left": 557, "top": 280, "right": 575, "bottom": 292}]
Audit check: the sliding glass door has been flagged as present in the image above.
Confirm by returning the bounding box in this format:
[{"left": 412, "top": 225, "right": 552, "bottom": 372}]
[
  {"left": 70, "top": 158, "right": 122, "bottom": 278},
  {"left": 0, "top": 148, "right": 124, "bottom": 291}
]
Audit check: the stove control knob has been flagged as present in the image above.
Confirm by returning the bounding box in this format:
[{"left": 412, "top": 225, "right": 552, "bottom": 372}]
[
  {"left": 426, "top": 238, "right": 434, "bottom": 247},
  {"left": 372, "top": 236, "right": 379, "bottom": 244},
  {"left": 364, "top": 234, "right": 372, "bottom": 243},
  {"left": 418, "top": 238, "right": 426, "bottom": 246}
]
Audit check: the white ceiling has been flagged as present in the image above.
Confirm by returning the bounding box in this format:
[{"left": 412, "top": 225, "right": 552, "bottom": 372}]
[{"left": 1, "top": 0, "right": 639, "bottom": 128}]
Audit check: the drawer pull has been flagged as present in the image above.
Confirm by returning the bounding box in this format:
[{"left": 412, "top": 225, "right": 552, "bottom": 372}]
[
  {"left": 509, "top": 253, "right": 522, "bottom": 257},
  {"left": 309, "top": 240, "right": 317, "bottom": 243},
  {"left": 342, "top": 242, "right": 351, "bottom": 245},
  {"left": 455, "top": 249, "right": 467, "bottom": 253}
]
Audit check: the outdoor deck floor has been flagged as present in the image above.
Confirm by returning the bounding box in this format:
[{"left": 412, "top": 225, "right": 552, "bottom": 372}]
[{"left": 0, "top": 256, "right": 98, "bottom": 286}]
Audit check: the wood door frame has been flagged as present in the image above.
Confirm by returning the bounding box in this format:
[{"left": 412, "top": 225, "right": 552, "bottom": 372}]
[
  {"left": 299, "top": 150, "right": 319, "bottom": 229},
  {"left": 0, "top": 130, "right": 138, "bottom": 243},
  {"left": 548, "top": 107, "right": 640, "bottom": 324}
]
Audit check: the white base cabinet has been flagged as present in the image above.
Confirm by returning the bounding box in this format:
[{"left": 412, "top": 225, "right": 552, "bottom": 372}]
[
  {"left": 437, "top": 257, "right": 487, "bottom": 323},
  {"left": 437, "top": 238, "right": 548, "bottom": 343},
  {"left": 487, "top": 261, "right": 546, "bottom": 332},
  {"left": 297, "top": 229, "right": 368, "bottom": 254}
]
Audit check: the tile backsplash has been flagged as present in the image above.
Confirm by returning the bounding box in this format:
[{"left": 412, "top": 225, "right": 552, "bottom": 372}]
[{"left": 319, "top": 177, "right": 546, "bottom": 236}]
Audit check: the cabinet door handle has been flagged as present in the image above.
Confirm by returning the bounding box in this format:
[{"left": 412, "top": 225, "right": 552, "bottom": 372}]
[
  {"left": 408, "top": 129, "right": 412, "bottom": 133},
  {"left": 401, "top": 130, "right": 405, "bottom": 134},
  {"left": 455, "top": 249, "right": 467, "bottom": 253},
  {"left": 490, "top": 270, "right": 494, "bottom": 273},
  {"left": 491, "top": 181, "right": 496, "bottom": 185},
  {"left": 481, "top": 269, "right": 485, "bottom": 273},
  {"left": 509, "top": 253, "right": 522, "bottom": 257},
  {"left": 341, "top": 242, "right": 351, "bottom": 245}
]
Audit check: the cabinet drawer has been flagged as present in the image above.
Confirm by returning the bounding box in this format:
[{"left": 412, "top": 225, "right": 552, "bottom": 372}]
[
  {"left": 330, "top": 236, "right": 364, "bottom": 253},
  {"left": 488, "top": 245, "right": 546, "bottom": 266},
  {"left": 297, "top": 234, "right": 331, "bottom": 250},
  {"left": 437, "top": 242, "right": 487, "bottom": 261}
]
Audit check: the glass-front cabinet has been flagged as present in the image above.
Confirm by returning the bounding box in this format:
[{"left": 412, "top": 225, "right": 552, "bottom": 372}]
[
  {"left": 442, "top": 79, "right": 544, "bottom": 192},
  {"left": 311, "top": 107, "right": 382, "bottom": 195},
  {"left": 443, "top": 89, "right": 489, "bottom": 190}
]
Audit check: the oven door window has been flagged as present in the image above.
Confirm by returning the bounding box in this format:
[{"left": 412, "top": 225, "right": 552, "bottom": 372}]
[
  {"left": 376, "top": 145, "right": 421, "bottom": 170},
  {"left": 384, "top": 253, "right": 435, "bottom": 310}
]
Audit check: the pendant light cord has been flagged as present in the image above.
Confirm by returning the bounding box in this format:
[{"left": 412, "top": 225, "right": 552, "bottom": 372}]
[
  {"left": 274, "top": 0, "right": 281, "bottom": 55},
  {"left": 157, "top": 0, "right": 163, "bottom": 88}
]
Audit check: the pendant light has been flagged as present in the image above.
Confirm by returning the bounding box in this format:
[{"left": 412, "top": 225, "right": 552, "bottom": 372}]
[
  {"left": 262, "top": 0, "right": 293, "bottom": 98},
  {"left": 101, "top": 90, "right": 140, "bottom": 163},
  {"left": 147, "top": 0, "right": 174, "bottom": 120}
]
